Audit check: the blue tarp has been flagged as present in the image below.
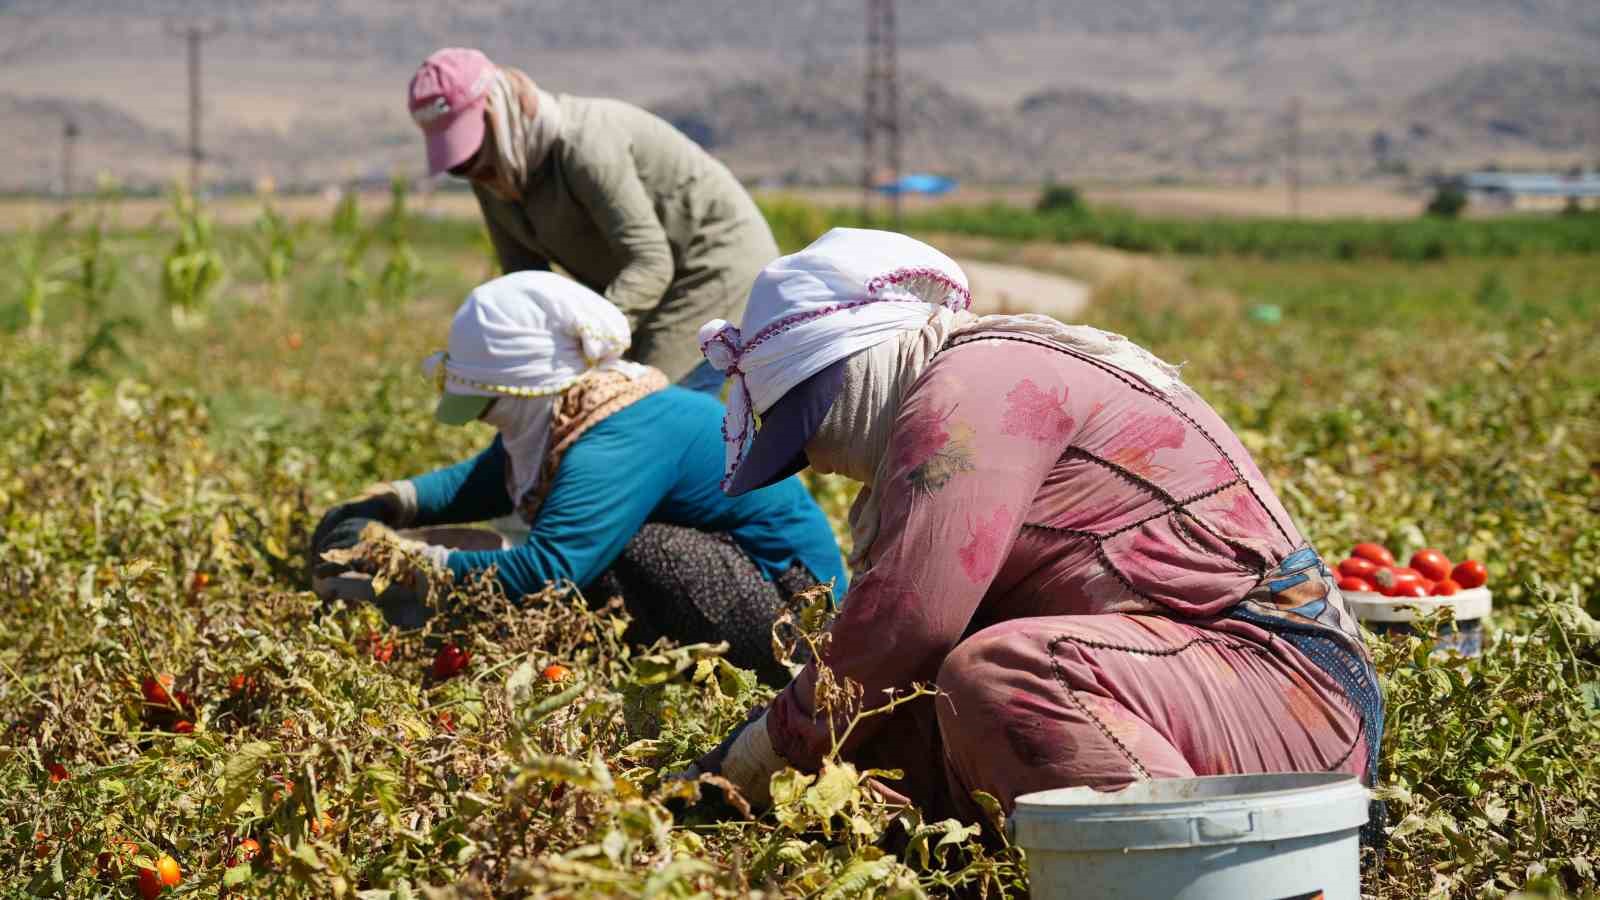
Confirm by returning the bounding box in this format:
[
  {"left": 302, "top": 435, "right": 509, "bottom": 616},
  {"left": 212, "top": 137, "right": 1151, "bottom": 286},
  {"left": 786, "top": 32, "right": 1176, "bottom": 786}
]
[{"left": 873, "top": 173, "right": 958, "bottom": 196}]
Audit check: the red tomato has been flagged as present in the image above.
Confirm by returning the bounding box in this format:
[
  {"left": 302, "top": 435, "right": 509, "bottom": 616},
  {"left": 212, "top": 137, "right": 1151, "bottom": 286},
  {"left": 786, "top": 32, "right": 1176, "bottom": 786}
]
[
  {"left": 1451, "top": 559, "right": 1487, "bottom": 589},
  {"left": 1351, "top": 543, "right": 1396, "bottom": 567},
  {"left": 541, "top": 664, "right": 572, "bottom": 683},
  {"left": 1409, "top": 549, "right": 1452, "bottom": 582},
  {"left": 431, "top": 643, "right": 471, "bottom": 680},
  {"left": 366, "top": 630, "right": 396, "bottom": 664},
  {"left": 1391, "top": 582, "right": 1429, "bottom": 598},
  {"left": 47, "top": 762, "right": 69, "bottom": 782},
  {"left": 232, "top": 837, "right": 262, "bottom": 865},
  {"left": 1338, "top": 557, "right": 1380, "bottom": 579},
  {"left": 142, "top": 673, "right": 175, "bottom": 707},
  {"left": 137, "top": 865, "right": 166, "bottom": 899},
  {"left": 155, "top": 855, "right": 181, "bottom": 887},
  {"left": 1372, "top": 567, "right": 1424, "bottom": 595},
  {"left": 1431, "top": 578, "right": 1462, "bottom": 596},
  {"left": 1337, "top": 575, "right": 1376, "bottom": 593},
  {"left": 173, "top": 720, "right": 194, "bottom": 734}
]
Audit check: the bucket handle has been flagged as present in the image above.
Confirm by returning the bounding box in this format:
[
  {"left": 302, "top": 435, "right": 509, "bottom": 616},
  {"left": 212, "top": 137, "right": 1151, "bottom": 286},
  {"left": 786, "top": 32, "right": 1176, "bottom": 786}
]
[{"left": 1195, "top": 811, "right": 1256, "bottom": 841}]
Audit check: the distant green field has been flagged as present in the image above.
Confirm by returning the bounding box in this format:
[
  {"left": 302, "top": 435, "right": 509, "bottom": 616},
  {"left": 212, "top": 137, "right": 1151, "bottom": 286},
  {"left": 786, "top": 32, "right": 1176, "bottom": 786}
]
[
  {"left": 3, "top": 194, "right": 1597, "bottom": 898},
  {"left": 784, "top": 200, "right": 1600, "bottom": 261}
]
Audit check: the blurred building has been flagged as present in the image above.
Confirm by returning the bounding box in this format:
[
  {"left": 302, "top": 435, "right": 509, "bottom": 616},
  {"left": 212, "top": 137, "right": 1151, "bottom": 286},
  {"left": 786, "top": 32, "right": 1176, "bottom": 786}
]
[{"left": 1462, "top": 171, "right": 1600, "bottom": 211}]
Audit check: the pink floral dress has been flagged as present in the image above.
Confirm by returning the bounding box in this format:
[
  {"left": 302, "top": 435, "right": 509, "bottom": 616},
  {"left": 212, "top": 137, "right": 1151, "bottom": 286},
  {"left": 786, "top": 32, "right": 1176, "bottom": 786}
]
[{"left": 764, "top": 330, "right": 1382, "bottom": 839}]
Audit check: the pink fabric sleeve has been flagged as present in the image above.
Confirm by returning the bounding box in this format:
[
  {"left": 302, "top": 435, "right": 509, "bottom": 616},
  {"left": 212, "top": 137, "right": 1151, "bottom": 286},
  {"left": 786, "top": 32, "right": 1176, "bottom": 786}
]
[{"left": 767, "top": 345, "right": 1076, "bottom": 768}]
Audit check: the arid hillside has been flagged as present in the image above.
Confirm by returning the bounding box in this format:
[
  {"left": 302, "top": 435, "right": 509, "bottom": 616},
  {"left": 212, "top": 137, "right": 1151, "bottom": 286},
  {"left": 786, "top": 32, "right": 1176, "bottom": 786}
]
[{"left": 1, "top": 1, "right": 1596, "bottom": 190}]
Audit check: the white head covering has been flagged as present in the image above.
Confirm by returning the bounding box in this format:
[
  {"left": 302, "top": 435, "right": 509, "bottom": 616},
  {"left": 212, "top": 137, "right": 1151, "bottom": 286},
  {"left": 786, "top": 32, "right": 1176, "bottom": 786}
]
[
  {"left": 423, "top": 271, "right": 649, "bottom": 506},
  {"left": 698, "top": 228, "right": 972, "bottom": 489},
  {"left": 698, "top": 228, "right": 1189, "bottom": 569}
]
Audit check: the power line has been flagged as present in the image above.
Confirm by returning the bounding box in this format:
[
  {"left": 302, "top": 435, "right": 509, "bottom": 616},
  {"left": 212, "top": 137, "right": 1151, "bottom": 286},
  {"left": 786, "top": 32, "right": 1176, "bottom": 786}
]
[
  {"left": 863, "top": 0, "right": 900, "bottom": 225},
  {"left": 1286, "top": 96, "right": 1302, "bottom": 219},
  {"left": 168, "top": 22, "right": 225, "bottom": 192},
  {"left": 61, "top": 117, "right": 79, "bottom": 198}
]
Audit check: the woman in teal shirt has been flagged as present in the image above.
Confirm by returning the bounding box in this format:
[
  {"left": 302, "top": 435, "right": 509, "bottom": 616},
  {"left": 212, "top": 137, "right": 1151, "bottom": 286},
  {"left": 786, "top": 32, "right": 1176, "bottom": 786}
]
[{"left": 311, "top": 272, "right": 844, "bottom": 682}]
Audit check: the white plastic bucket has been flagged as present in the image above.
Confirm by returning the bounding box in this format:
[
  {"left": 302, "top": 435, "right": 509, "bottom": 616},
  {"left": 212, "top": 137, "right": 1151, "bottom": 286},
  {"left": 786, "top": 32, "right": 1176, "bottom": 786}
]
[
  {"left": 1010, "top": 773, "right": 1369, "bottom": 900},
  {"left": 1346, "top": 586, "right": 1492, "bottom": 657}
]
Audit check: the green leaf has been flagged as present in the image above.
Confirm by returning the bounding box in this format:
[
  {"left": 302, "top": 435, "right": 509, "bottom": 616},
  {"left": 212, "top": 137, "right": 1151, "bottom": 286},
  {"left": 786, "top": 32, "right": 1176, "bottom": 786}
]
[
  {"left": 505, "top": 660, "right": 537, "bottom": 704},
  {"left": 222, "top": 741, "right": 275, "bottom": 815},
  {"left": 224, "top": 863, "right": 254, "bottom": 886},
  {"left": 805, "top": 762, "right": 860, "bottom": 821}
]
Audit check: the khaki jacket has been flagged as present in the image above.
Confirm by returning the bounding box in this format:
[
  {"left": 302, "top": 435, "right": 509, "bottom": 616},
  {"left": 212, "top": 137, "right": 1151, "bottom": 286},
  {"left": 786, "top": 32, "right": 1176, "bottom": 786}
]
[{"left": 474, "top": 96, "right": 778, "bottom": 381}]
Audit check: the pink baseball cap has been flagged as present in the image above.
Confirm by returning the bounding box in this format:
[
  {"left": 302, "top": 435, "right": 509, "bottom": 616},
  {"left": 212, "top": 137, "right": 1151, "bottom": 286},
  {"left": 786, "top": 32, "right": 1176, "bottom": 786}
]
[{"left": 408, "top": 48, "right": 495, "bottom": 176}]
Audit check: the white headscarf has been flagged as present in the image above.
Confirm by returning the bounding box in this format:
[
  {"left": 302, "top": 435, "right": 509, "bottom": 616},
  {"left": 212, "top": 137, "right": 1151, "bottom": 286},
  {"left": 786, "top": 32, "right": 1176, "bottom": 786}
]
[
  {"left": 423, "top": 271, "right": 650, "bottom": 507},
  {"left": 699, "top": 227, "right": 1188, "bottom": 565},
  {"left": 698, "top": 228, "right": 973, "bottom": 490}
]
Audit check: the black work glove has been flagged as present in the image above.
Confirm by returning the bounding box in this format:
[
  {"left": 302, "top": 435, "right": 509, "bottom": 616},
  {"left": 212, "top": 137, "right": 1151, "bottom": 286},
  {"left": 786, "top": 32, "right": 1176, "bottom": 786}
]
[{"left": 308, "top": 485, "right": 409, "bottom": 575}]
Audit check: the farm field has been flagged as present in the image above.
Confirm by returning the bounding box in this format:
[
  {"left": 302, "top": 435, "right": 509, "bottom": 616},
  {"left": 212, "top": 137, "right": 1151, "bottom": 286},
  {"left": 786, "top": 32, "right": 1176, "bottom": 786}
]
[{"left": 2, "top": 193, "right": 1598, "bottom": 898}]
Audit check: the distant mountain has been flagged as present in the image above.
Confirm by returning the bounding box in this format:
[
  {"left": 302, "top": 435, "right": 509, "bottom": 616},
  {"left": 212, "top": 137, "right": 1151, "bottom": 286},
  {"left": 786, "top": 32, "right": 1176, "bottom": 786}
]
[
  {"left": 1408, "top": 59, "right": 1600, "bottom": 152},
  {"left": 652, "top": 68, "right": 1031, "bottom": 183},
  {"left": 7, "top": 1, "right": 1600, "bottom": 55},
  {"left": 0, "top": 1, "right": 1597, "bottom": 190}
]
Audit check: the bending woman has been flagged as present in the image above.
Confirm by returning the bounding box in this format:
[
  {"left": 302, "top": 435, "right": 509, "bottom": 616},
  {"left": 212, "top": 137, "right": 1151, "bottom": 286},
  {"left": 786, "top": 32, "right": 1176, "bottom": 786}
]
[
  {"left": 690, "top": 229, "right": 1383, "bottom": 840},
  {"left": 310, "top": 271, "right": 845, "bottom": 683},
  {"left": 406, "top": 48, "right": 779, "bottom": 392}
]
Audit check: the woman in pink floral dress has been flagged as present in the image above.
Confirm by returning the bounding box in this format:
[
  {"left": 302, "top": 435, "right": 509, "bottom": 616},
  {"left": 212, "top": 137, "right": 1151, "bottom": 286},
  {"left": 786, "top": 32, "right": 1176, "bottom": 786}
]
[{"left": 691, "top": 228, "right": 1383, "bottom": 845}]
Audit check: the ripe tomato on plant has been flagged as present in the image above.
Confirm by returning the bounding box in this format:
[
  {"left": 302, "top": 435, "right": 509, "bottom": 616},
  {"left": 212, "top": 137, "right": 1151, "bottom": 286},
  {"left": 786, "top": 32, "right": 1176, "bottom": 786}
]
[
  {"left": 365, "top": 630, "right": 396, "bottom": 663},
  {"left": 1409, "top": 549, "right": 1452, "bottom": 582},
  {"left": 47, "top": 761, "right": 69, "bottom": 782},
  {"left": 137, "top": 865, "right": 167, "bottom": 899},
  {"left": 1452, "top": 559, "right": 1488, "bottom": 589},
  {"left": 156, "top": 855, "right": 181, "bottom": 886},
  {"left": 231, "top": 837, "right": 262, "bottom": 866},
  {"left": 432, "top": 643, "right": 471, "bottom": 680},
  {"left": 173, "top": 720, "right": 194, "bottom": 734},
  {"left": 542, "top": 664, "right": 571, "bottom": 683},
  {"left": 95, "top": 838, "right": 139, "bottom": 880},
  {"left": 1351, "top": 543, "right": 1396, "bottom": 567},
  {"left": 1338, "top": 557, "right": 1380, "bottom": 579},
  {"left": 142, "top": 673, "right": 176, "bottom": 707},
  {"left": 1337, "top": 575, "right": 1375, "bottom": 593}
]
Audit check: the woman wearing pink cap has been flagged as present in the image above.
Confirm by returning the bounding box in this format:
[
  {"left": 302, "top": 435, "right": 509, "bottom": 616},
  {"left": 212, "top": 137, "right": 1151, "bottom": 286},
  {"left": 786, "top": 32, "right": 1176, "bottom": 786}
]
[
  {"left": 685, "top": 228, "right": 1384, "bottom": 849},
  {"left": 408, "top": 48, "right": 779, "bottom": 392}
]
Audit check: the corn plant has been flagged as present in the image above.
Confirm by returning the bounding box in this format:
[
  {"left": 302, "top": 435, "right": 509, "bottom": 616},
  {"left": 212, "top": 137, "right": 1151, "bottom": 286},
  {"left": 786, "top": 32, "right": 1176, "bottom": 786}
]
[
  {"left": 161, "top": 188, "right": 225, "bottom": 327},
  {"left": 376, "top": 176, "right": 423, "bottom": 307},
  {"left": 8, "top": 213, "right": 74, "bottom": 336},
  {"left": 246, "top": 204, "right": 298, "bottom": 294}
]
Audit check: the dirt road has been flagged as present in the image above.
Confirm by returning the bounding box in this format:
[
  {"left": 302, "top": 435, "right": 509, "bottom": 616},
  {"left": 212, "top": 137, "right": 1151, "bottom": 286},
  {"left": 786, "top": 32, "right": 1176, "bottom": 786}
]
[{"left": 956, "top": 258, "right": 1091, "bottom": 320}]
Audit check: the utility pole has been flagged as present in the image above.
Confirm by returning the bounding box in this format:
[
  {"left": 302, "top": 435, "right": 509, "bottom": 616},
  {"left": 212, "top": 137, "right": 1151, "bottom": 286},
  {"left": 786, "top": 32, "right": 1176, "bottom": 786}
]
[
  {"left": 1286, "top": 96, "right": 1302, "bottom": 219},
  {"left": 169, "top": 22, "right": 224, "bottom": 192},
  {"left": 863, "top": 0, "right": 901, "bottom": 225},
  {"left": 61, "top": 117, "right": 79, "bottom": 198}
]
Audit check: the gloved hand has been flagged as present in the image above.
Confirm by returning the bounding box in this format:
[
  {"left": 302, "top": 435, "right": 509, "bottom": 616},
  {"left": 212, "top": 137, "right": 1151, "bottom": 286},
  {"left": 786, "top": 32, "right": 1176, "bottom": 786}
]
[
  {"left": 309, "top": 482, "right": 416, "bottom": 573},
  {"left": 319, "top": 521, "right": 450, "bottom": 576},
  {"left": 682, "top": 709, "right": 786, "bottom": 808},
  {"left": 313, "top": 521, "right": 450, "bottom": 630}
]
